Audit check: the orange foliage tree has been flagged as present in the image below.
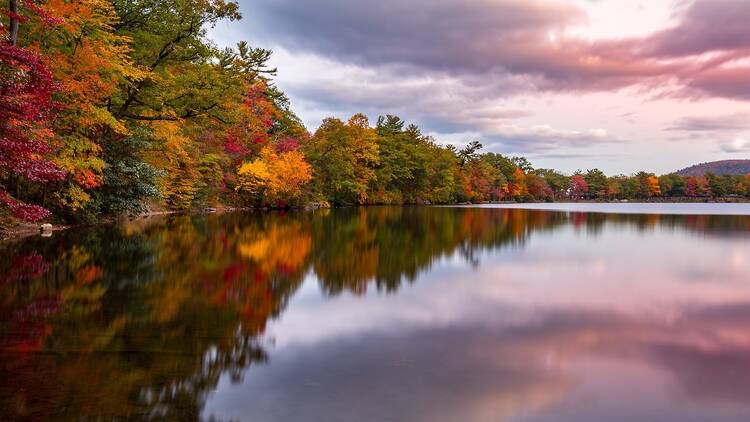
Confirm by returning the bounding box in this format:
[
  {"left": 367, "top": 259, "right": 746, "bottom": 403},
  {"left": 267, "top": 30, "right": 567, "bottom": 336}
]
[
  {"left": 647, "top": 175, "right": 661, "bottom": 197},
  {"left": 29, "top": 0, "right": 143, "bottom": 211},
  {"left": 237, "top": 144, "right": 313, "bottom": 206}
]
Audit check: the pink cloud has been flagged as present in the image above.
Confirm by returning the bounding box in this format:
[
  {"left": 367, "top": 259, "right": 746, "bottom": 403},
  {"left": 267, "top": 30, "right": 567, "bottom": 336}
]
[{"left": 245, "top": 0, "right": 750, "bottom": 99}]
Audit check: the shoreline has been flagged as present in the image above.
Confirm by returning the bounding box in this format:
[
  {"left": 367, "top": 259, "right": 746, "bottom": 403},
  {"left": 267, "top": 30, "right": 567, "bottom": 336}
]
[
  {"left": 1, "top": 209, "right": 209, "bottom": 245},
  {"left": 3, "top": 199, "right": 750, "bottom": 244}
]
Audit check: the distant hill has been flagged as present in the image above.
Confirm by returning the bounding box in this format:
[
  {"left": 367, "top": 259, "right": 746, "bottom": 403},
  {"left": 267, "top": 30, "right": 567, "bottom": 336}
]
[{"left": 675, "top": 160, "right": 750, "bottom": 177}]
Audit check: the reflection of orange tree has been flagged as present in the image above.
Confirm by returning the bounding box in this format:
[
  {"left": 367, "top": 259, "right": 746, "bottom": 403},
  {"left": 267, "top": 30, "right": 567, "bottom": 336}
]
[
  {"left": 231, "top": 216, "right": 312, "bottom": 331},
  {"left": 133, "top": 214, "right": 310, "bottom": 413},
  {"left": 142, "top": 214, "right": 310, "bottom": 333},
  {"left": 0, "top": 213, "right": 309, "bottom": 419}
]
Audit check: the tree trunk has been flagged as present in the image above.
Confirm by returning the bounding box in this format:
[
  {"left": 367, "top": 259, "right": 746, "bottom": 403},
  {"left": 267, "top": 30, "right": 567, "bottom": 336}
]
[{"left": 8, "top": 0, "right": 19, "bottom": 46}]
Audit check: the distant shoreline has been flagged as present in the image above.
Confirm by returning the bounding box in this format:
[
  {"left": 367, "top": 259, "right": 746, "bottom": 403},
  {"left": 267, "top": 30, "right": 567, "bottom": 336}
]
[{"left": 460, "top": 201, "right": 750, "bottom": 216}]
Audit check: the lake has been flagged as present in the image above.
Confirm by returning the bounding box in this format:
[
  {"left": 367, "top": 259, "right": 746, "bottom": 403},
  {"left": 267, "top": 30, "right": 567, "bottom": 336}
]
[{"left": 2, "top": 205, "right": 750, "bottom": 421}]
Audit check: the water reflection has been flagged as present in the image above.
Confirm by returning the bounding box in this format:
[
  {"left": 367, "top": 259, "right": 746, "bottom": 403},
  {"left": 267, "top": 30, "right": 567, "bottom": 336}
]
[{"left": 1, "top": 207, "right": 750, "bottom": 421}]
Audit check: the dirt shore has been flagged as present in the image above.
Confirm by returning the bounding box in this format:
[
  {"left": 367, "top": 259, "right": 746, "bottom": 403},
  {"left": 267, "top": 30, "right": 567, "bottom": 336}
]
[{"left": 0, "top": 206, "right": 261, "bottom": 244}]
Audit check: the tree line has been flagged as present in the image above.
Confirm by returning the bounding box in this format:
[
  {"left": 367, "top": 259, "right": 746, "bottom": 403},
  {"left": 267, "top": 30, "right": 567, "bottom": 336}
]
[{"left": 3, "top": 0, "right": 750, "bottom": 226}]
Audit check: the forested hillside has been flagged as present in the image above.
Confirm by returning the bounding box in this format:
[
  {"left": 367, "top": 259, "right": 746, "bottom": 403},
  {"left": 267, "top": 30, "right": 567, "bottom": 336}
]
[{"left": 676, "top": 160, "right": 750, "bottom": 177}]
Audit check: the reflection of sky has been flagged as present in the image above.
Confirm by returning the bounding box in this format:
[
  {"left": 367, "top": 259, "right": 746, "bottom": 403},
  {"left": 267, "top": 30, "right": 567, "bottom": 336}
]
[
  {"left": 204, "top": 217, "right": 750, "bottom": 421},
  {"left": 471, "top": 203, "right": 750, "bottom": 216}
]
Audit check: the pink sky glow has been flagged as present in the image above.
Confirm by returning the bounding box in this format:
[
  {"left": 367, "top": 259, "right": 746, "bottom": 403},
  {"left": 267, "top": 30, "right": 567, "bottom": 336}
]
[{"left": 212, "top": 0, "right": 750, "bottom": 174}]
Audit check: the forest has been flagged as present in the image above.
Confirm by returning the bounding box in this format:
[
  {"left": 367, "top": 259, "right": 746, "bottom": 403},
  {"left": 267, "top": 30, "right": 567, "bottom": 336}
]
[{"left": 3, "top": 0, "right": 750, "bottom": 228}]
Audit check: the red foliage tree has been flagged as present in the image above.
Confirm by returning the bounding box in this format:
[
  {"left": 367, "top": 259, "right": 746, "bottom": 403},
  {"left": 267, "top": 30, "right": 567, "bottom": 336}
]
[
  {"left": 685, "top": 176, "right": 698, "bottom": 197},
  {"left": 224, "top": 81, "right": 277, "bottom": 163},
  {"left": 275, "top": 136, "right": 301, "bottom": 153},
  {"left": 0, "top": 0, "right": 65, "bottom": 221},
  {"left": 570, "top": 174, "right": 589, "bottom": 200}
]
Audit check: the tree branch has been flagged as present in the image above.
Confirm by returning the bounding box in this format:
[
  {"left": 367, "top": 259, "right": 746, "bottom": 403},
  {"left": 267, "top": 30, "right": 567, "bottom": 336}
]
[{"left": 122, "top": 113, "right": 179, "bottom": 121}]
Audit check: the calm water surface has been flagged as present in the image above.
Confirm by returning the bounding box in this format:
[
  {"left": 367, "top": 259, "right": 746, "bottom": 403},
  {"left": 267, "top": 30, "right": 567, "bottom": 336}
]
[{"left": 2, "top": 206, "right": 750, "bottom": 421}]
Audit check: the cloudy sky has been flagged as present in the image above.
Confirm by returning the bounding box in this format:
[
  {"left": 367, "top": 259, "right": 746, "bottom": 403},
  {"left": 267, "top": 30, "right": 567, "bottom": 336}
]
[{"left": 212, "top": 0, "right": 750, "bottom": 174}]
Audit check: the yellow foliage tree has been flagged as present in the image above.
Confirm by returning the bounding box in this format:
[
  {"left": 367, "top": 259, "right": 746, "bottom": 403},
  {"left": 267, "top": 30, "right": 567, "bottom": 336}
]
[
  {"left": 237, "top": 145, "right": 313, "bottom": 204},
  {"left": 149, "top": 122, "right": 201, "bottom": 210}
]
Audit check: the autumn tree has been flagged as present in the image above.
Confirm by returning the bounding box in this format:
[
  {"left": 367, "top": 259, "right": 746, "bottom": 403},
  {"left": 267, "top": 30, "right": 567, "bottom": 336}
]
[
  {"left": 304, "top": 114, "right": 379, "bottom": 205},
  {"left": 237, "top": 143, "right": 313, "bottom": 206},
  {"left": 570, "top": 174, "right": 589, "bottom": 199},
  {"left": 632, "top": 172, "right": 647, "bottom": 198},
  {"left": 647, "top": 175, "right": 661, "bottom": 197},
  {"left": 658, "top": 173, "right": 686, "bottom": 197},
  {"left": 583, "top": 169, "right": 608, "bottom": 199},
  {"left": 612, "top": 175, "right": 638, "bottom": 199},
  {"left": 483, "top": 153, "right": 517, "bottom": 180},
  {"left": 634, "top": 172, "right": 661, "bottom": 198},
  {"left": 511, "top": 156, "right": 534, "bottom": 172},
  {"left": 510, "top": 168, "right": 528, "bottom": 200},
  {"left": 534, "top": 169, "right": 570, "bottom": 200},
  {"left": 25, "top": 0, "right": 143, "bottom": 216},
  {"left": 526, "top": 173, "right": 552, "bottom": 201},
  {"left": 685, "top": 176, "right": 699, "bottom": 198},
  {"left": 0, "top": 0, "right": 65, "bottom": 221},
  {"left": 371, "top": 115, "right": 431, "bottom": 203},
  {"left": 705, "top": 173, "right": 729, "bottom": 197},
  {"left": 99, "top": 0, "right": 286, "bottom": 213},
  {"left": 453, "top": 142, "right": 509, "bottom": 202},
  {"left": 224, "top": 80, "right": 279, "bottom": 165},
  {"left": 423, "top": 143, "right": 459, "bottom": 203}
]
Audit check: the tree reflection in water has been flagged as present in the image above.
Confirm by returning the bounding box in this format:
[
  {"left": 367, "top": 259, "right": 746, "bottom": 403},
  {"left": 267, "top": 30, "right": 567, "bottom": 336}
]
[{"left": 1, "top": 207, "right": 749, "bottom": 419}]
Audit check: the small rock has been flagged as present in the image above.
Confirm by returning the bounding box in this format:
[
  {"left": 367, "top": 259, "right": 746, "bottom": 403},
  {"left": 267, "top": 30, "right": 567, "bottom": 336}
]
[{"left": 304, "top": 202, "right": 331, "bottom": 211}]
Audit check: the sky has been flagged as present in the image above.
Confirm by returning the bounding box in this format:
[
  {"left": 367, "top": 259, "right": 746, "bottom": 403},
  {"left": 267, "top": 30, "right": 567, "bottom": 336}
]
[{"left": 211, "top": 0, "right": 750, "bottom": 175}]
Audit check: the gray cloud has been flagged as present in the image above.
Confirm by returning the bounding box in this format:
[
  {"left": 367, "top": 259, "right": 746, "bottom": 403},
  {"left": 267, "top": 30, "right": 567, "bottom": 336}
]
[
  {"left": 231, "top": 0, "right": 750, "bottom": 161},
  {"left": 667, "top": 113, "right": 750, "bottom": 154},
  {"left": 244, "top": 0, "right": 750, "bottom": 96},
  {"left": 246, "top": 0, "right": 586, "bottom": 73},
  {"left": 481, "top": 125, "right": 624, "bottom": 154},
  {"left": 642, "top": 0, "right": 750, "bottom": 58},
  {"left": 668, "top": 113, "right": 750, "bottom": 133},
  {"left": 684, "top": 68, "right": 750, "bottom": 101},
  {"left": 719, "top": 138, "right": 750, "bottom": 153}
]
